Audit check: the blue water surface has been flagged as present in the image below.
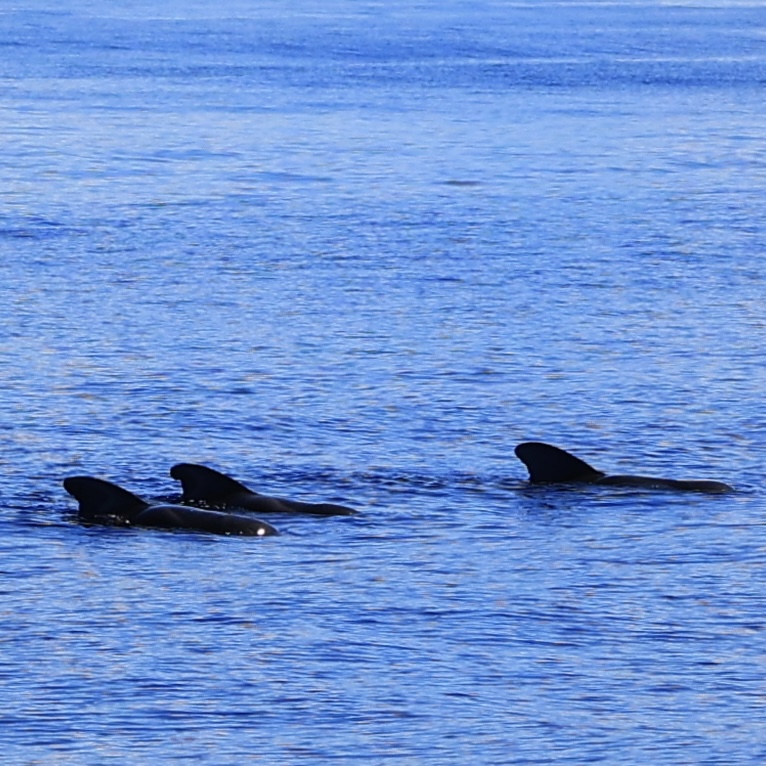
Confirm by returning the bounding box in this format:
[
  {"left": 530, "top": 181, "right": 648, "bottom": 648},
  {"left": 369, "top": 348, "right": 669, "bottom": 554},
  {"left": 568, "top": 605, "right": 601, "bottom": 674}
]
[{"left": 2, "top": 1, "right": 766, "bottom": 763}]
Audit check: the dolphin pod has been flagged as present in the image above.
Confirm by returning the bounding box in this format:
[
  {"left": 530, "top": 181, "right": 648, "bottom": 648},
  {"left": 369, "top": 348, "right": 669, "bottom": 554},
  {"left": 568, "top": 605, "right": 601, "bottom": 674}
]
[
  {"left": 63, "top": 476, "right": 279, "bottom": 537},
  {"left": 514, "top": 442, "right": 733, "bottom": 493},
  {"left": 63, "top": 444, "right": 733, "bottom": 537},
  {"left": 170, "top": 463, "right": 358, "bottom": 516}
]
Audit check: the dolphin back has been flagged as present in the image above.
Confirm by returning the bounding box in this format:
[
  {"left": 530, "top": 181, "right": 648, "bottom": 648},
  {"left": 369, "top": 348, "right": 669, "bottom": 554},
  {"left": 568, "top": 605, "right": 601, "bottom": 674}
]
[
  {"left": 170, "top": 462, "right": 358, "bottom": 515},
  {"left": 134, "top": 505, "right": 279, "bottom": 536},
  {"left": 63, "top": 476, "right": 150, "bottom": 522},
  {"left": 514, "top": 442, "right": 734, "bottom": 493},
  {"left": 514, "top": 442, "right": 605, "bottom": 483},
  {"left": 170, "top": 463, "right": 254, "bottom": 504},
  {"left": 596, "top": 475, "right": 733, "bottom": 493}
]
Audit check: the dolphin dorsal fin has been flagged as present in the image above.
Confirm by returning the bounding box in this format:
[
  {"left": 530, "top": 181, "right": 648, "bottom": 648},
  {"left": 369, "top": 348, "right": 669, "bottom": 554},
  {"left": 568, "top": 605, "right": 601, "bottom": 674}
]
[
  {"left": 514, "top": 442, "right": 605, "bottom": 483},
  {"left": 170, "top": 463, "right": 255, "bottom": 502},
  {"left": 63, "top": 476, "right": 150, "bottom": 521}
]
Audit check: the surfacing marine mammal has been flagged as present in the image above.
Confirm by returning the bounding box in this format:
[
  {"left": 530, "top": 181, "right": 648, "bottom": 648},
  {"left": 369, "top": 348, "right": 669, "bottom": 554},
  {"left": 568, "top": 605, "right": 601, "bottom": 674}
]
[
  {"left": 170, "top": 463, "right": 358, "bottom": 516},
  {"left": 514, "top": 442, "right": 732, "bottom": 493},
  {"left": 64, "top": 476, "right": 278, "bottom": 536}
]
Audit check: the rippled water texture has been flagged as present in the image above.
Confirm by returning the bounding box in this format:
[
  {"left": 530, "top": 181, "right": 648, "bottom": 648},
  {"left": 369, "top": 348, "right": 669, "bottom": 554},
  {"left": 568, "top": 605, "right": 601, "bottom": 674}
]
[{"left": 2, "top": 2, "right": 766, "bottom": 763}]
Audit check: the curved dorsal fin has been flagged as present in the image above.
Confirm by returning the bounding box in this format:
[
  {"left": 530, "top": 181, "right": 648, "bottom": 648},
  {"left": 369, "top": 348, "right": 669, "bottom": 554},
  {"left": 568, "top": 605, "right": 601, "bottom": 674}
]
[
  {"left": 170, "top": 463, "right": 254, "bottom": 502},
  {"left": 514, "top": 442, "right": 605, "bottom": 483},
  {"left": 63, "top": 476, "right": 150, "bottom": 522}
]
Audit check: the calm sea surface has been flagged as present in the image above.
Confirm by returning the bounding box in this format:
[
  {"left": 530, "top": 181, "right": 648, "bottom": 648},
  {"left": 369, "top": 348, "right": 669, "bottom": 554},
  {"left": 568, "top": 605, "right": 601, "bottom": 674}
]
[{"left": 2, "top": 1, "right": 766, "bottom": 763}]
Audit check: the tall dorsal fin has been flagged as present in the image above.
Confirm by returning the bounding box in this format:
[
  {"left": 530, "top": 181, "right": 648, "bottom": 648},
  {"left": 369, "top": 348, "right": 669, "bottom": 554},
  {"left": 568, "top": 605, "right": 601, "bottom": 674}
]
[
  {"left": 63, "top": 476, "right": 150, "bottom": 522},
  {"left": 514, "top": 442, "right": 605, "bottom": 483},
  {"left": 170, "top": 463, "right": 255, "bottom": 502}
]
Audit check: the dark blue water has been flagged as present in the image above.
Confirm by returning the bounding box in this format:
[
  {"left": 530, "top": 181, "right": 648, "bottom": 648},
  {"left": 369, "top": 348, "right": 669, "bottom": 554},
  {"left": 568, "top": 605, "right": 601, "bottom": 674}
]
[{"left": 2, "top": 2, "right": 766, "bottom": 763}]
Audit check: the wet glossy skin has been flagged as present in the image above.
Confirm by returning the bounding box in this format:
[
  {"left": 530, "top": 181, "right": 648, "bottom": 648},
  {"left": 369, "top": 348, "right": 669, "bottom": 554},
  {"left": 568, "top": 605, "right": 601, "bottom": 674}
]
[
  {"left": 514, "top": 442, "right": 733, "bottom": 494},
  {"left": 170, "top": 463, "right": 358, "bottom": 516},
  {"left": 63, "top": 476, "right": 279, "bottom": 536}
]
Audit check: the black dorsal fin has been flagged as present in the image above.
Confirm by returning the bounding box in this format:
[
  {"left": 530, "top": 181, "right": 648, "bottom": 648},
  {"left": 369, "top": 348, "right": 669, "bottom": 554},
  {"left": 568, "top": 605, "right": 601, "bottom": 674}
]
[
  {"left": 514, "top": 442, "right": 605, "bottom": 483},
  {"left": 63, "top": 476, "right": 150, "bottom": 522},
  {"left": 170, "top": 463, "right": 255, "bottom": 502}
]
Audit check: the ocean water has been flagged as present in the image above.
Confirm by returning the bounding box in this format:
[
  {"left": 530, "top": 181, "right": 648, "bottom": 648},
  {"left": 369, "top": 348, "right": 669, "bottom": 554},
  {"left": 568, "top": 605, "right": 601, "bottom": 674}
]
[{"left": 2, "top": 1, "right": 766, "bottom": 763}]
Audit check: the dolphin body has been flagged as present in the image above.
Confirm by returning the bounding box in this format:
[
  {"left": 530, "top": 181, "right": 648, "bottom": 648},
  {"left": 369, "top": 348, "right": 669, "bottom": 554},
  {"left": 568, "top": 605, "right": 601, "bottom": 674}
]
[
  {"left": 170, "top": 463, "right": 358, "bottom": 516},
  {"left": 63, "top": 476, "right": 279, "bottom": 536},
  {"left": 514, "top": 442, "right": 733, "bottom": 494}
]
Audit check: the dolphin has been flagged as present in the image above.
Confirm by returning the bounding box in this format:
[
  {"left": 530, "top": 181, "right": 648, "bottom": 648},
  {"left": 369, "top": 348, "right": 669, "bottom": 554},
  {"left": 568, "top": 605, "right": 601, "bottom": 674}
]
[
  {"left": 170, "top": 463, "right": 358, "bottom": 516},
  {"left": 63, "top": 476, "right": 279, "bottom": 536},
  {"left": 514, "top": 442, "right": 733, "bottom": 493}
]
